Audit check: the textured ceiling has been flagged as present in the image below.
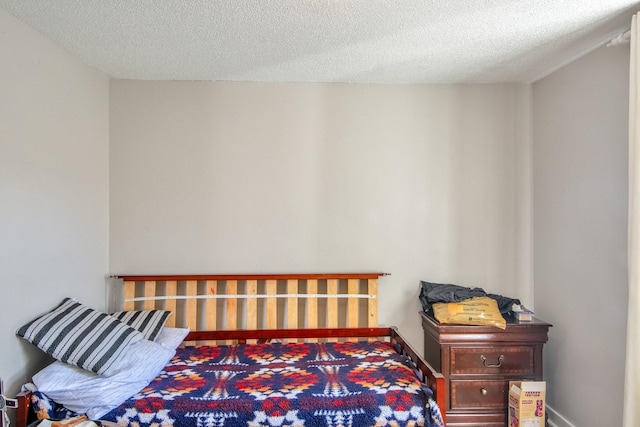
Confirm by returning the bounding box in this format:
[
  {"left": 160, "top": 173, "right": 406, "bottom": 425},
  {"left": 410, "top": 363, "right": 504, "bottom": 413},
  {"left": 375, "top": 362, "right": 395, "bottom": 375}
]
[{"left": 1, "top": 0, "right": 639, "bottom": 84}]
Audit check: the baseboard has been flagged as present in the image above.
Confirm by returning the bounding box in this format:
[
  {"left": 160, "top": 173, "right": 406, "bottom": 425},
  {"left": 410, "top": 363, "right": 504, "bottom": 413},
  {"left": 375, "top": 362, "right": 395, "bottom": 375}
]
[{"left": 546, "top": 405, "right": 576, "bottom": 427}]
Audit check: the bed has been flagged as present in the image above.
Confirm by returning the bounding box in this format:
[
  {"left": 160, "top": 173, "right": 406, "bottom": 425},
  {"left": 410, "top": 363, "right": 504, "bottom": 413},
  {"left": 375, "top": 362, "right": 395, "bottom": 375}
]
[{"left": 15, "top": 273, "right": 446, "bottom": 427}]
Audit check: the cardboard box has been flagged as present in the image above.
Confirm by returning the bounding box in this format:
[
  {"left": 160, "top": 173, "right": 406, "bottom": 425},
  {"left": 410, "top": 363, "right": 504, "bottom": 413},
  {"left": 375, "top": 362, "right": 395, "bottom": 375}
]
[{"left": 508, "top": 381, "right": 546, "bottom": 427}]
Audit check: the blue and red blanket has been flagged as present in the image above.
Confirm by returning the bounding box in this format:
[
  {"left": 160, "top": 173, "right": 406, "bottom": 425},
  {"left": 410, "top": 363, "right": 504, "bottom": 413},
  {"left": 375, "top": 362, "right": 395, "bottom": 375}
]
[{"left": 38, "top": 341, "right": 445, "bottom": 427}]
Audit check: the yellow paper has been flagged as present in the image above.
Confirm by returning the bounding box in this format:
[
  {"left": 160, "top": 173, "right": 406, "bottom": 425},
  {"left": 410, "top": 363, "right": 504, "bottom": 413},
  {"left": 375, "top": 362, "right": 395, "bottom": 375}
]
[{"left": 432, "top": 297, "right": 506, "bottom": 329}]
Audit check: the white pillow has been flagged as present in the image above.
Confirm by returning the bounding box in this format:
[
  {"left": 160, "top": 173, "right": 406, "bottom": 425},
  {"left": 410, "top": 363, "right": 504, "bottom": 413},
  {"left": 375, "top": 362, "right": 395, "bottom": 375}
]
[
  {"left": 32, "top": 338, "right": 175, "bottom": 419},
  {"left": 154, "top": 327, "right": 190, "bottom": 350}
]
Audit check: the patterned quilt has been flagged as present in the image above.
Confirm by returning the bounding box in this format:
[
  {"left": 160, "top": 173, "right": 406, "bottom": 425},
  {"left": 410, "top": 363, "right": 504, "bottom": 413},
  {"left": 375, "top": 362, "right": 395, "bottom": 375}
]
[{"left": 38, "top": 341, "right": 445, "bottom": 427}]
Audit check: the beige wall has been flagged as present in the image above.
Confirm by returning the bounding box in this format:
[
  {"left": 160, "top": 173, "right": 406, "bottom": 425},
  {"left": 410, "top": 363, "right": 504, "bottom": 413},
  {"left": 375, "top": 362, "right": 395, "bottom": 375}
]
[
  {"left": 533, "top": 45, "right": 629, "bottom": 426},
  {"left": 109, "top": 80, "right": 533, "bottom": 349},
  {"left": 0, "top": 8, "right": 110, "bottom": 400}
]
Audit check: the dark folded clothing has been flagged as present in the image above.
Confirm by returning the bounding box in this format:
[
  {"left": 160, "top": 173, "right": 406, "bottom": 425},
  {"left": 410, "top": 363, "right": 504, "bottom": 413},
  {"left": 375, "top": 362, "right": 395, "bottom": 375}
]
[{"left": 419, "top": 281, "right": 520, "bottom": 315}]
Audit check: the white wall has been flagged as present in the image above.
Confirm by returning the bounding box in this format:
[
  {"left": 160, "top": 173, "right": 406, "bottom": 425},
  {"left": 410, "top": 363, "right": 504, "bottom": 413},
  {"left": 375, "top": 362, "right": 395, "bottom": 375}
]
[
  {"left": 110, "top": 81, "right": 533, "bottom": 349},
  {"left": 533, "top": 45, "right": 629, "bottom": 426},
  {"left": 0, "top": 8, "right": 110, "bottom": 400}
]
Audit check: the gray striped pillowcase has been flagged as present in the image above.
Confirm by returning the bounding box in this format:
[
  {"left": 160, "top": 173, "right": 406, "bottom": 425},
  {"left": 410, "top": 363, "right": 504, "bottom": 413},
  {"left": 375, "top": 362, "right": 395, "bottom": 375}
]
[
  {"left": 110, "top": 310, "right": 171, "bottom": 341},
  {"left": 16, "top": 298, "right": 143, "bottom": 376}
]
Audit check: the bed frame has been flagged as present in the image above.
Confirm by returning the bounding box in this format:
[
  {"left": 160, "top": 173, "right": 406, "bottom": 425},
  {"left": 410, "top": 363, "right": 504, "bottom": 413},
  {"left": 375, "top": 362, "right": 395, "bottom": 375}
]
[{"left": 16, "top": 273, "right": 446, "bottom": 426}]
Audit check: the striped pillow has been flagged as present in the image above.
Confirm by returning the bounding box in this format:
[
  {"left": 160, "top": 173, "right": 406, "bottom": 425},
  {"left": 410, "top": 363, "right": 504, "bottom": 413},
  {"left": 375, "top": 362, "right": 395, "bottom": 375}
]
[
  {"left": 16, "top": 298, "right": 143, "bottom": 376},
  {"left": 110, "top": 310, "right": 171, "bottom": 341}
]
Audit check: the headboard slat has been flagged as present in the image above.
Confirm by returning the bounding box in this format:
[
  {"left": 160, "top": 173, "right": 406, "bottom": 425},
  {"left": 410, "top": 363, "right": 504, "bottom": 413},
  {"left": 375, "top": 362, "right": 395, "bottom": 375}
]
[
  {"left": 246, "top": 280, "right": 258, "bottom": 330},
  {"left": 225, "top": 281, "right": 237, "bottom": 344},
  {"left": 306, "top": 279, "right": 318, "bottom": 343},
  {"left": 123, "top": 281, "right": 135, "bottom": 311},
  {"left": 266, "top": 280, "right": 277, "bottom": 329},
  {"left": 287, "top": 279, "right": 299, "bottom": 332},
  {"left": 165, "top": 281, "right": 177, "bottom": 327},
  {"left": 144, "top": 281, "right": 156, "bottom": 310},
  {"left": 205, "top": 280, "right": 217, "bottom": 331},
  {"left": 368, "top": 279, "right": 378, "bottom": 328},
  {"left": 347, "top": 279, "right": 359, "bottom": 342},
  {"left": 327, "top": 279, "right": 338, "bottom": 342},
  {"left": 185, "top": 280, "right": 197, "bottom": 330}
]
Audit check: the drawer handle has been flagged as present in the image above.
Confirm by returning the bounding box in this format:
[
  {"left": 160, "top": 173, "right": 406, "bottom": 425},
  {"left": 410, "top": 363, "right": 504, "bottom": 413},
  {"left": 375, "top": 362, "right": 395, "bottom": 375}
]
[
  {"left": 481, "top": 388, "right": 488, "bottom": 396},
  {"left": 480, "top": 354, "right": 504, "bottom": 368}
]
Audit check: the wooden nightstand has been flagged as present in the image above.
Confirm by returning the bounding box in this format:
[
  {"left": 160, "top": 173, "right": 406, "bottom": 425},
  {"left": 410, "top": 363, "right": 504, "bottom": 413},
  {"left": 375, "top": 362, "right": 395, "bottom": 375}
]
[{"left": 420, "top": 312, "right": 551, "bottom": 426}]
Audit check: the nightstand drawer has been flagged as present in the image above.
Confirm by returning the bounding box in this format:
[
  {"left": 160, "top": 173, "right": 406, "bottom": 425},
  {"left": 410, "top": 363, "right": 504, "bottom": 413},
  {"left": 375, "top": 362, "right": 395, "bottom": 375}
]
[
  {"left": 450, "top": 346, "right": 535, "bottom": 375},
  {"left": 450, "top": 379, "right": 507, "bottom": 409}
]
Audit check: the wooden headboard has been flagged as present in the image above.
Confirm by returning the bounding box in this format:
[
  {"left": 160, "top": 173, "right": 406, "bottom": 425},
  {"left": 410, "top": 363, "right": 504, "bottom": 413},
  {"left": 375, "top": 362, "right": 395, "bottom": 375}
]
[{"left": 114, "top": 273, "right": 386, "bottom": 342}]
